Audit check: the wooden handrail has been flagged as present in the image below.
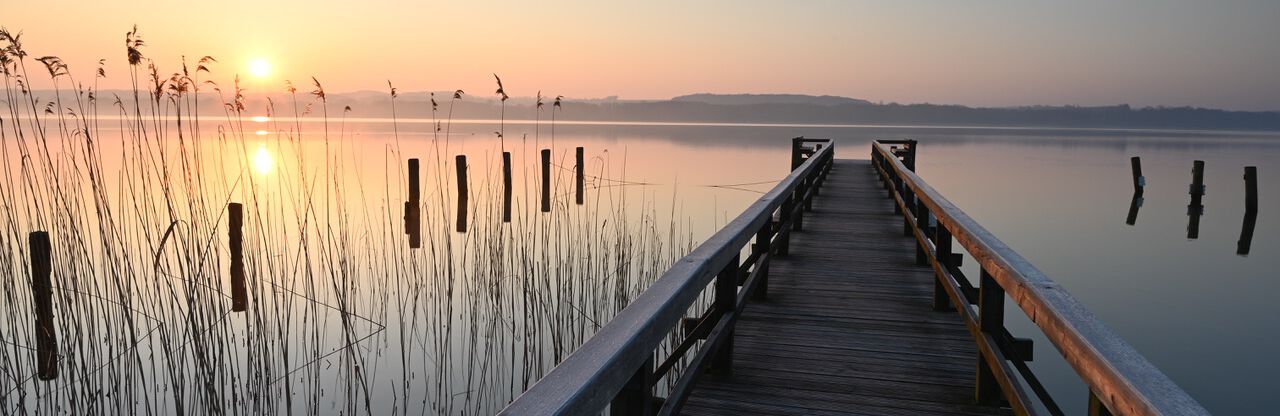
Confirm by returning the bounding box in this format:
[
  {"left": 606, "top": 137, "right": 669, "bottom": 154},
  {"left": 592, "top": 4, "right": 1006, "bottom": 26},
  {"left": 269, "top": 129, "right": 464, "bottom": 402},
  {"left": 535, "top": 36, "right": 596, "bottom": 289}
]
[
  {"left": 501, "top": 139, "right": 835, "bottom": 415},
  {"left": 871, "top": 141, "right": 1208, "bottom": 416}
]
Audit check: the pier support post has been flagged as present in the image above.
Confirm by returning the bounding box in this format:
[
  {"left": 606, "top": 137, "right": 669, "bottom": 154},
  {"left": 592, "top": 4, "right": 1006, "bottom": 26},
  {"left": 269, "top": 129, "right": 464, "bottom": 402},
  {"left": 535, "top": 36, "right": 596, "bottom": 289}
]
[
  {"left": 229, "top": 203, "right": 247, "bottom": 313},
  {"left": 29, "top": 231, "right": 57, "bottom": 380}
]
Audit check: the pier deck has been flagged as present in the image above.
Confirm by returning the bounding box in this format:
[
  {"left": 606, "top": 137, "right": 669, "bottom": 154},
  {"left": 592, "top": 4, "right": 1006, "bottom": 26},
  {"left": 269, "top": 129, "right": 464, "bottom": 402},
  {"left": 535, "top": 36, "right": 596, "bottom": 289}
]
[{"left": 680, "top": 160, "right": 1006, "bottom": 416}]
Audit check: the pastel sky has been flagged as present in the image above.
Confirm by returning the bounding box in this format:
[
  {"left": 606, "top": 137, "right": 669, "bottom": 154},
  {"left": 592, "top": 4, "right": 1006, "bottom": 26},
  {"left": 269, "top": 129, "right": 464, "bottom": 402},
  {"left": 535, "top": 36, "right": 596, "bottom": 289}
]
[{"left": 5, "top": 0, "right": 1279, "bottom": 110}]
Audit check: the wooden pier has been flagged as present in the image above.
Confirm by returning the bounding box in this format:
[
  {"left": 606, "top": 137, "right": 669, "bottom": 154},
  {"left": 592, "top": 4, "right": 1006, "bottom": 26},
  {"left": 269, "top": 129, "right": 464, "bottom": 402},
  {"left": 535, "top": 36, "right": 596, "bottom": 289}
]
[
  {"left": 680, "top": 158, "right": 1004, "bottom": 415},
  {"left": 501, "top": 139, "right": 1208, "bottom": 416}
]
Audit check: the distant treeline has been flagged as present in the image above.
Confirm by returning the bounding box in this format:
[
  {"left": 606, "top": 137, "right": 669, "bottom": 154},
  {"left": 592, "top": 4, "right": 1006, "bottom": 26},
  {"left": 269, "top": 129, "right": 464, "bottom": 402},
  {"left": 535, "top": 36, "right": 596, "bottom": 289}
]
[{"left": 57, "top": 91, "right": 1280, "bottom": 131}]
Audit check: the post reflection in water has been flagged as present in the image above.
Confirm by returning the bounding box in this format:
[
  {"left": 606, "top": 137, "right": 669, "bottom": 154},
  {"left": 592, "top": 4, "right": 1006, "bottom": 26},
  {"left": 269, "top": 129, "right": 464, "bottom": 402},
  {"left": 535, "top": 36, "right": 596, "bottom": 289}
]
[{"left": 1126, "top": 192, "right": 1143, "bottom": 226}]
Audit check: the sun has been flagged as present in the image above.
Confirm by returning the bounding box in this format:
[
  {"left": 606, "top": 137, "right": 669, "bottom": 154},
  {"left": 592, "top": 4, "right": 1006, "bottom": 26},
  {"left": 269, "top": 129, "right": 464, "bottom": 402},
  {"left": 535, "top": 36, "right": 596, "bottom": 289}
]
[
  {"left": 253, "top": 144, "right": 274, "bottom": 175},
  {"left": 247, "top": 58, "right": 272, "bottom": 79}
]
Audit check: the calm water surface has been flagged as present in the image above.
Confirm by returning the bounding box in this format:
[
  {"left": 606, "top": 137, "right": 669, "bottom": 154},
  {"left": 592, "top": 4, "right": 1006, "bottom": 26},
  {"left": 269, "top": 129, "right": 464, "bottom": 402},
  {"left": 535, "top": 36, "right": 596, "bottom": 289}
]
[{"left": 3, "top": 115, "right": 1274, "bottom": 414}]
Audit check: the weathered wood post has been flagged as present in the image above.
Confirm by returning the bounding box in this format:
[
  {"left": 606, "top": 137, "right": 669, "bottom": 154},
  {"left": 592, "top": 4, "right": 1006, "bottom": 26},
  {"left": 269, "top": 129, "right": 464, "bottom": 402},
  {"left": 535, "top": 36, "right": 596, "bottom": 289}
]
[
  {"left": 753, "top": 221, "right": 773, "bottom": 300},
  {"left": 29, "top": 231, "right": 57, "bottom": 380},
  {"left": 711, "top": 254, "right": 741, "bottom": 376},
  {"left": 1130, "top": 156, "right": 1145, "bottom": 196},
  {"left": 778, "top": 195, "right": 793, "bottom": 256},
  {"left": 933, "top": 226, "right": 954, "bottom": 311},
  {"left": 790, "top": 137, "right": 805, "bottom": 170},
  {"left": 975, "top": 268, "right": 1005, "bottom": 405},
  {"left": 541, "top": 149, "right": 552, "bottom": 213},
  {"left": 914, "top": 197, "right": 929, "bottom": 266},
  {"left": 1244, "top": 166, "right": 1258, "bottom": 213},
  {"left": 456, "top": 155, "right": 468, "bottom": 233},
  {"left": 1187, "top": 160, "right": 1205, "bottom": 239},
  {"left": 1126, "top": 157, "right": 1144, "bottom": 226},
  {"left": 1238, "top": 166, "right": 1258, "bottom": 255},
  {"left": 407, "top": 158, "right": 421, "bottom": 248},
  {"left": 611, "top": 356, "right": 655, "bottom": 416},
  {"left": 229, "top": 203, "right": 246, "bottom": 312},
  {"left": 503, "top": 152, "right": 513, "bottom": 222},
  {"left": 575, "top": 146, "right": 585, "bottom": 205},
  {"left": 904, "top": 139, "right": 918, "bottom": 172}
]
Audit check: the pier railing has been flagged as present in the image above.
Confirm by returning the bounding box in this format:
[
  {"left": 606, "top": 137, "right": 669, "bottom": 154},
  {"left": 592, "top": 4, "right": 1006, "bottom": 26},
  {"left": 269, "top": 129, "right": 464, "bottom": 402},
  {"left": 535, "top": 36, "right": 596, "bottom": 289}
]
[
  {"left": 501, "top": 138, "right": 834, "bottom": 415},
  {"left": 871, "top": 140, "right": 1208, "bottom": 415}
]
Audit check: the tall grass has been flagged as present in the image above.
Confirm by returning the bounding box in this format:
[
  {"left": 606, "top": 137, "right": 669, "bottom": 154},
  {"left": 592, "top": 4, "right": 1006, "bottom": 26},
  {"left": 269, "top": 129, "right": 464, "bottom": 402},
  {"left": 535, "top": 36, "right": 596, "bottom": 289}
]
[{"left": 0, "top": 27, "right": 699, "bottom": 414}]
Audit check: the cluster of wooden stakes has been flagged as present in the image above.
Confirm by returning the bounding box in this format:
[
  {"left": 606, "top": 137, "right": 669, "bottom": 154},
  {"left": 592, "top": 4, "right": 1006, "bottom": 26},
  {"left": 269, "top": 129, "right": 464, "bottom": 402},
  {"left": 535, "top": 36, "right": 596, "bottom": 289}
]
[
  {"left": 21, "top": 146, "right": 590, "bottom": 383},
  {"left": 1126, "top": 156, "right": 1259, "bottom": 255}
]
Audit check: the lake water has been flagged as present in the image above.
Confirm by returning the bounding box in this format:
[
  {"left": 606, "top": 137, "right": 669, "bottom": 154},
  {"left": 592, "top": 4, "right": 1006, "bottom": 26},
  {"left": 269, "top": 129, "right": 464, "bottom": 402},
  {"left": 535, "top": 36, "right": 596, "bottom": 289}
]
[{"left": 1, "top": 113, "right": 1274, "bottom": 414}]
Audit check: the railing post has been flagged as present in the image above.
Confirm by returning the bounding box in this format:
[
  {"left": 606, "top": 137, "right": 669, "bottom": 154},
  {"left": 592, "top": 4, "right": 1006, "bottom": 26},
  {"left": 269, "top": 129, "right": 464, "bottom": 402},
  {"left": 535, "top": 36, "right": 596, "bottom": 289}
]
[
  {"left": 803, "top": 175, "right": 815, "bottom": 212},
  {"left": 892, "top": 173, "right": 904, "bottom": 215},
  {"left": 611, "top": 355, "right": 655, "bottom": 416},
  {"left": 791, "top": 137, "right": 805, "bottom": 170},
  {"left": 793, "top": 184, "right": 806, "bottom": 232},
  {"left": 914, "top": 197, "right": 929, "bottom": 266},
  {"left": 905, "top": 139, "right": 918, "bottom": 172},
  {"left": 933, "top": 225, "right": 954, "bottom": 311},
  {"left": 1088, "top": 391, "right": 1115, "bottom": 416},
  {"left": 711, "top": 254, "right": 740, "bottom": 375},
  {"left": 976, "top": 268, "right": 1005, "bottom": 405},
  {"left": 902, "top": 187, "right": 915, "bottom": 237},
  {"left": 754, "top": 222, "right": 772, "bottom": 300},
  {"left": 778, "top": 196, "right": 793, "bottom": 256}
]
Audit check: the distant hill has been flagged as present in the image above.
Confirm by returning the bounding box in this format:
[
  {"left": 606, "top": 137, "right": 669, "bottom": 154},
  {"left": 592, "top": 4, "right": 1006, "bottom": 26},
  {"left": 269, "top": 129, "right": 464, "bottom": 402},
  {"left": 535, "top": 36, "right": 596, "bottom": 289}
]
[
  {"left": 672, "top": 93, "right": 873, "bottom": 107},
  {"left": 26, "top": 90, "right": 1280, "bottom": 131}
]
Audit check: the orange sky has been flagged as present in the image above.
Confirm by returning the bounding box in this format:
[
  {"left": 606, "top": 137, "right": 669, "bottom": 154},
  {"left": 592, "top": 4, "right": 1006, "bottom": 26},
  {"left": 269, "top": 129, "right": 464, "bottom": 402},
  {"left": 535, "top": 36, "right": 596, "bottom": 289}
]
[{"left": 5, "top": 1, "right": 1280, "bottom": 110}]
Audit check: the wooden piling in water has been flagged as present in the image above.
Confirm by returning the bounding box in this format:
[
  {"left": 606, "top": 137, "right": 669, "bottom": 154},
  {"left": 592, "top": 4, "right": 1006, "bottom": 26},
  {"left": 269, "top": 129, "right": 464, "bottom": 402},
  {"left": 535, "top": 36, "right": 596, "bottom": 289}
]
[
  {"left": 503, "top": 152, "right": 513, "bottom": 222},
  {"left": 541, "top": 149, "right": 551, "bottom": 213},
  {"left": 1238, "top": 166, "right": 1258, "bottom": 255},
  {"left": 1244, "top": 166, "right": 1257, "bottom": 213},
  {"left": 1187, "top": 160, "right": 1205, "bottom": 239},
  {"left": 229, "top": 203, "right": 246, "bottom": 312},
  {"left": 575, "top": 147, "right": 584, "bottom": 205},
  {"left": 407, "top": 158, "right": 421, "bottom": 248},
  {"left": 1131, "top": 156, "right": 1144, "bottom": 196},
  {"left": 29, "top": 231, "right": 57, "bottom": 380},
  {"left": 456, "top": 155, "right": 468, "bottom": 233}
]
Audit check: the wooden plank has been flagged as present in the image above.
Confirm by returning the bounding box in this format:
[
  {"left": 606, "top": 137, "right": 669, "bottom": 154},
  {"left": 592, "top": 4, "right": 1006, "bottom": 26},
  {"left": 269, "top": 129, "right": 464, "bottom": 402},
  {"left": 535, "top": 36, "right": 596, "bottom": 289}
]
[{"left": 681, "top": 159, "right": 1005, "bottom": 415}]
